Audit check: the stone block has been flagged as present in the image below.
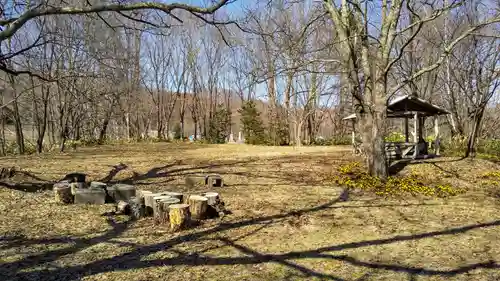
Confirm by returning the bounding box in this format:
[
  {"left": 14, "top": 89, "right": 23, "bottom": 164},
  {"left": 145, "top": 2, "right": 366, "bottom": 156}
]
[
  {"left": 74, "top": 188, "right": 106, "bottom": 205},
  {"left": 107, "top": 184, "right": 136, "bottom": 202},
  {"left": 205, "top": 174, "right": 223, "bottom": 188}
]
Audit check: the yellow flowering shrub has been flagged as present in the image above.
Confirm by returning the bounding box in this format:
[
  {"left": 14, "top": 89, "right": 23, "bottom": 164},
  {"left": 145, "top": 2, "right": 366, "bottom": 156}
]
[
  {"left": 332, "top": 162, "right": 466, "bottom": 197},
  {"left": 480, "top": 171, "right": 500, "bottom": 187}
]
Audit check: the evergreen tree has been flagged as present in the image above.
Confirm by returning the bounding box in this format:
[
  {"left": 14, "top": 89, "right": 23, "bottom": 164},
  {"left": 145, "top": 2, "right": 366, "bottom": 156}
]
[
  {"left": 208, "top": 105, "right": 231, "bottom": 144},
  {"left": 238, "top": 101, "right": 267, "bottom": 145},
  {"left": 173, "top": 123, "right": 182, "bottom": 140}
]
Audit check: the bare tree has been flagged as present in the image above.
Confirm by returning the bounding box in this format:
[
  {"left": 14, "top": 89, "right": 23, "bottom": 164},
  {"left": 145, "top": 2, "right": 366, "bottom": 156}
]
[{"left": 323, "top": 0, "right": 500, "bottom": 178}]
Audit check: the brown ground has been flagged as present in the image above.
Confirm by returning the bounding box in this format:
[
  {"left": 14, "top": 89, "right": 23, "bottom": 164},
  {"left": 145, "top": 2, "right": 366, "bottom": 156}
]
[{"left": 0, "top": 143, "right": 499, "bottom": 281}]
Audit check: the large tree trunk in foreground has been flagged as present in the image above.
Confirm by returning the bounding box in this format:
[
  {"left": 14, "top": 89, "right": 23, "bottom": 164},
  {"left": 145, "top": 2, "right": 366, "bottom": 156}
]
[
  {"left": 465, "top": 108, "right": 485, "bottom": 158},
  {"left": 359, "top": 107, "right": 388, "bottom": 179}
]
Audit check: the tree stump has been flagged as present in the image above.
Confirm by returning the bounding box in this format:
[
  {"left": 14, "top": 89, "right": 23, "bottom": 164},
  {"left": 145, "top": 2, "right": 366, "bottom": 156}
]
[
  {"left": 157, "top": 198, "right": 181, "bottom": 224},
  {"left": 202, "top": 192, "right": 220, "bottom": 205},
  {"left": 116, "top": 200, "right": 130, "bottom": 215},
  {"left": 169, "top": 204, "right": 190, "bottom": 231},
  {"left": 153, "top": 195, "right": 172, "bottom": 223},
  {"left": 202, "top": 192, "right": 226, "bottom": 218},
  {"left": 136, "top": 190, "right": 152, "bottom": 204},
  {"left": 53, "top": 182, "right": 72, "bottom": 204},
  {"left": 144, "top": 192, "right": 157, "bottom": 216},
  {"left": 128, "top": 196, "right": 144, "bottom": 220},
  {"left": 188, "top": 195, "right": 208, "bottom": 220}
]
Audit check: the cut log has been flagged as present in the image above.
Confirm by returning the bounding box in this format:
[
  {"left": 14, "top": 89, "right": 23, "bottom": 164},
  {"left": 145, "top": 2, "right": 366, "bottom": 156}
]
[
  {"left": 157, "top": 197, "right": 181, "bottom": 224},
  {"left": 128, "top": 196, "right": 144, "bottom": 220},
  {"left": 169, "top": 204, "right": 190, "bottom": 231},
  {"left": 202, "top": 192, "right": 227, "bottom": 219},
  {"left": 144, "top": 192, "right": 170, "bottom": 216},
  {"left": 107, "top": 184, "right": 136, "bottom": 202},
  {"left": 53, "top": 182, "right": 72, "bottom": 204},
  {"left": 188, "top": 195, "right": 208, "bottom": 220},
  {"left": 205, "top": 174, "right": 223, "bottom": 188},
  {"left": 116, "top": 200, "right": 130, "bottom": 215},
  {"left": 74, "top": 188, "right": 106, "bottom": 204},
  {"left": 135, "top": 190, "right": 152, "bottom": 206},
  {"left": 202, "top": 192, "right": 220, "bottom": 205},
  {"left": 143, "top": 192, "right": 156, "bottom": 216},
  {"left": 153, "top": 195, "right": 173, "bottom": 223}
]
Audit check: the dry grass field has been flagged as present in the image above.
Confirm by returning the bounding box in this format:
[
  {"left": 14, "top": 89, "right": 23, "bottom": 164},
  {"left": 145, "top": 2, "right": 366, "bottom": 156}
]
[{"left": 0, "top": 143, "right": 499, "bottom": 281}]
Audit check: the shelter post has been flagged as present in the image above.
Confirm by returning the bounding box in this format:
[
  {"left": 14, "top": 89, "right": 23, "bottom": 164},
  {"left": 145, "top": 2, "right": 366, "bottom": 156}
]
[
  {"left": 434, "top": 117, "right": 440, "bottom": 156},
  {"left": 404, "top": 117, "right": 409, "bottom": 142},
  {"left": 413, "top": 112, "right": 419, "bottom": 158}
]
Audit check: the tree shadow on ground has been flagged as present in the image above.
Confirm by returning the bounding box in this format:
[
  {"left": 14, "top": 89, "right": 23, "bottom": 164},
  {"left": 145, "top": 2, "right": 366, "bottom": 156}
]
[
  {"left": 0, "top": 170, "right": 55, "bottom": 192},
  {"left": 0, "top": 216, "right": 132, "bottom": 276},
  {"left": 1, "top": 188, "right": 499, "bottom": 281},
  {"left": 388, "top": 156, "right": 470, "bottom": 176},
  {"left": 101, "top": 154, "right": 347, "bottom": 187}
]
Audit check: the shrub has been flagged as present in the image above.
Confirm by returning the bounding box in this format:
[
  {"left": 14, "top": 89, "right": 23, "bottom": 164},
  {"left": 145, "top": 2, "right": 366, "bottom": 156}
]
[
  {"left": 207, "top": 105, "right": 231, "bottom": 144},
  {"left": 332, "top": 162, "right": 466, "bottom": 197},
  {"left": 384, "top": 132, "right": 405, "bottom": 143},
  {"left": 441, "top": 135, "right": 468, "bottom": 156},
  {"left": 173, "top": 123, "right": 182, "bottom": 140},
  {"left": 477, "top": 139, "right": 500, "bottom": 156},
  {"left": 440, "top": 136, "right": 500, "bottom": 158},
  {"left": 238, "top": 101, "right": 268, "bottom": 145}
]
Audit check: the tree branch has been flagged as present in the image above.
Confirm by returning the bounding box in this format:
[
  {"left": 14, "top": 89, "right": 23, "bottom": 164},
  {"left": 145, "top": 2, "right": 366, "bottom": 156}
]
[
  {"left": 388, "top": 15, "right": 500, "bottom": 97},
  {"left": 0, "top": 0, "right": 230, "bottom": 41}
]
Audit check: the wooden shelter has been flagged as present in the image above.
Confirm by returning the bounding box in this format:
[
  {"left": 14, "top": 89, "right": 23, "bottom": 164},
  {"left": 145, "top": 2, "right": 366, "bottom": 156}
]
[{"left": 343, "top": 95, "right": 450, "bottom": 160}]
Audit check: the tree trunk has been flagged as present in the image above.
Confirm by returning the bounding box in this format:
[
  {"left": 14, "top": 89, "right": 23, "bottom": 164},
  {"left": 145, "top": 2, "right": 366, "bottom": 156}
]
[
  {"left": 98, "top": 118, "right": 110, "bottom": 145},
  {"left": 12, "top": 96, "right": 25, "bottom": 154},
  {"left": 360, "top": 109, "right": 387, "bottom": 179},
  {"left": 465, "top": 108, "right": 485, "bottom": 158},
  {"left": 0, "top": 105, "right": 5, "bottom": 156}
]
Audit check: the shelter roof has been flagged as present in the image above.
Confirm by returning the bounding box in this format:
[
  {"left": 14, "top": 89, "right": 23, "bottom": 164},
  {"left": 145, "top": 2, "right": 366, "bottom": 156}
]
[{"left": 342, "top": 95, "right": 450, "bottom": 120}]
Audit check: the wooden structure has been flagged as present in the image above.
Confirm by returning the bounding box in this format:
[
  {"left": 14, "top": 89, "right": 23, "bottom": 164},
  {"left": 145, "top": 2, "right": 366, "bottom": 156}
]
[{"left": 343, "top": 95, "right": 450, "bottom": 160}]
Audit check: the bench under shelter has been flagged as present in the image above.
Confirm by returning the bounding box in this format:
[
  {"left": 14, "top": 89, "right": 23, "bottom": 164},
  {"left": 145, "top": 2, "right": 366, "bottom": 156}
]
[{"left": 343, "top": 95, "right": 450, "bottom": 162}]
